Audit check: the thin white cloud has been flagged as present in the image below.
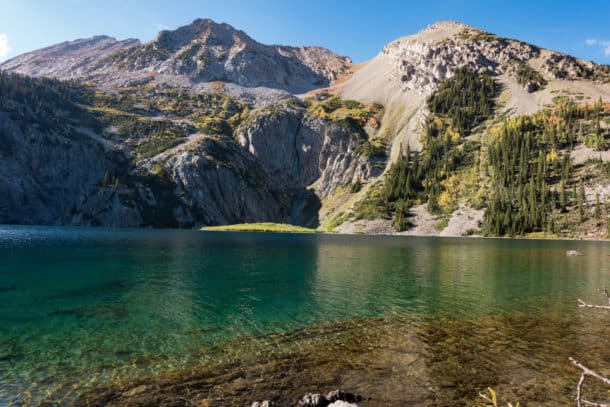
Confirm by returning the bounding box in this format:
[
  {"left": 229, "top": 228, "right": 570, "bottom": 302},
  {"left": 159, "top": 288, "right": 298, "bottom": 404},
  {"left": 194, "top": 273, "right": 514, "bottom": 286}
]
[
  {"left": 0, "top": 34, "right": 10, "bottom": 61},
  {"left": 156, "top": 23, "right": 170, "bottom": 31},
  {"left": 585, "top": 38, "right": 610, "bottom": 56}
]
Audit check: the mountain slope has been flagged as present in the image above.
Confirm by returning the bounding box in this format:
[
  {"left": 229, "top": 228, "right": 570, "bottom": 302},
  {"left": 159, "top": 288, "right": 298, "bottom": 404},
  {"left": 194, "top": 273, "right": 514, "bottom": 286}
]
[
  {"left": 0, "top": 71, "right": 383, "bottom": 228},
  {"left": 326, "top": 22, "right": 610, "bottom": 238},
  {"left": 1, "top": 19, "right": 610, "bottom": 238},
  {"left": 0, "top": 19, "right": 352, "bottom": 96},
  {"left": 0, "top": 36, "right": 140, "bottom": 82}
]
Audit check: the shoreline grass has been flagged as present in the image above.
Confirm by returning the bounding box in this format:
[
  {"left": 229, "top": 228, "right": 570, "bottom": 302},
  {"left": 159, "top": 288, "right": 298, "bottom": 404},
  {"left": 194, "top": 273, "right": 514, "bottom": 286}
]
[{"left": 201, "top": 223, "right": 318, "bottom": 234}]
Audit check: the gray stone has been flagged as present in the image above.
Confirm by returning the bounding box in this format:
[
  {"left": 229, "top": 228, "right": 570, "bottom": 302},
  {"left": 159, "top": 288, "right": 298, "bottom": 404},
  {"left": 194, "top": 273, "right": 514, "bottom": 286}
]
[
  {"left": 298, "top": 392, "right": 329, "bottom": 407},
  {"left": 251, "top": 401, "right": 276, "bottom": 407}
]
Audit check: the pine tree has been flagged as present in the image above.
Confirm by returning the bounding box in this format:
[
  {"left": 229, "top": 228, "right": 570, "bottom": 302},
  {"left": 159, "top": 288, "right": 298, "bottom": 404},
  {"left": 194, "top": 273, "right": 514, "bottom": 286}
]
[
  {"left": 578, "top": 181, "right": 586, "bottom": 223},
  {"left": 595, "top": 193, "right": 602, "bottom": 222},
  {"left": 559, "top": 180, "right": 567, "bottom": 212},
  {"left": 102, "top": 170, "right": 111, "bottom": 187}
]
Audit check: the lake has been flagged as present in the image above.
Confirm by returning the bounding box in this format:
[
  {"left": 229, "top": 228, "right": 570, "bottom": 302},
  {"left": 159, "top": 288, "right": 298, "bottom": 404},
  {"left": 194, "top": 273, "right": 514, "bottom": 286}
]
[{"left": 0, "top": 226, "right": 609, "bottom": 406}]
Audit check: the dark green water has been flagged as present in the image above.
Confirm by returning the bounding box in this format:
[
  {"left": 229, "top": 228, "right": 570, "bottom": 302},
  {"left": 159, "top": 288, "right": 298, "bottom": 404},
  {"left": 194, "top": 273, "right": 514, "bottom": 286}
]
[{"left": 1, "top": 226, "right": 609, "bottom": 405}]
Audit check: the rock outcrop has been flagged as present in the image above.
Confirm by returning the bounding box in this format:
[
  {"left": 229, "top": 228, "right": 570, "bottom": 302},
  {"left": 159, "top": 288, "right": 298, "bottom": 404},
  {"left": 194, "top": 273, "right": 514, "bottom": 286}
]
[
  {"left": 160, "top": 136, "right": 290, "bottom": 226},
  {"left": 237, "top": 102, "right": 385, "bottom": 198}
]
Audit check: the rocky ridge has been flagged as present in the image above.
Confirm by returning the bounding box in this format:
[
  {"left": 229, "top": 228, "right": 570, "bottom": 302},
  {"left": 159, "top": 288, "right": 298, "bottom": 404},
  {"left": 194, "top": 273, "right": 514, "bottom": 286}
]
[{"left": 1, "top": 19, "right": 351, "bottom": 97}]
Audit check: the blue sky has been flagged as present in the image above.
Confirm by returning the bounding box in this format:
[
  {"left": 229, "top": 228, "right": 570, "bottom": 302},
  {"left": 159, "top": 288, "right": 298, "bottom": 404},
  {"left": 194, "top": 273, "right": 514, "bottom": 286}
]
[{"left": 1, "top": 0, "right": 610, "bottom": 64}]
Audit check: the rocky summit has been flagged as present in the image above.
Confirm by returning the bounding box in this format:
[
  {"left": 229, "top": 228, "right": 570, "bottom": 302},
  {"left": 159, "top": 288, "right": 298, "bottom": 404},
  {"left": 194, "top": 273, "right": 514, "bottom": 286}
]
[{"left": 1, "top": 20, "right": 610, "bottom": 238}]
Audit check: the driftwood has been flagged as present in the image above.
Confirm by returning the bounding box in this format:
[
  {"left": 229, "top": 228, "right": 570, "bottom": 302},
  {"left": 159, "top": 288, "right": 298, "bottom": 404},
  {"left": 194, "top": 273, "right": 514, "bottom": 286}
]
[
  {"left": 570, "top": 358, "right": 610, "bottom": 407},
  {"left": 578, "top": 288, "right": 610, "bottom": 310},
  {"left": 572, "top": 288, "right": 610, "bottom": 407}
]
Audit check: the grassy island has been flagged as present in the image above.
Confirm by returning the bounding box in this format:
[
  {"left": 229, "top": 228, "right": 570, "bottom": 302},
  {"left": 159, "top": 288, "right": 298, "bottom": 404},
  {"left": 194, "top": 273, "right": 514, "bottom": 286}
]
[{"left": 201, "top": 223, "right": 319, "bottom": 233}]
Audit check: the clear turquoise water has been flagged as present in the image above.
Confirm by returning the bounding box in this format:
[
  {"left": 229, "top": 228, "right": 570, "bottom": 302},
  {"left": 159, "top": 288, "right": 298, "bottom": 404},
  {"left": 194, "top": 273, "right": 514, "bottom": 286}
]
[{"left": 1, "top": 225, "right": 609, "bottom": 405}]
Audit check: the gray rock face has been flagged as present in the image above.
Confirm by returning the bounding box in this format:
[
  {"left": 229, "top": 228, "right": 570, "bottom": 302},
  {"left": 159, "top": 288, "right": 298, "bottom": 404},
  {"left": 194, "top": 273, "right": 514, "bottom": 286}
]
[
  {"left": 237, "top": 102, "right": 385, "bottom": 198},
  {"left": 159, "top": 136, "right": 290, "bottom": 226},
  {"left": 0, "top": 19, "right": 351, "bottom": 96},
  {"left": 69, "top": 186, "right": 143, "bottom": 227},
  {"left": 541, "top": 51, "right": 609, "bottom": 80},
  {"left": 0, "top": 113, "right": 117, "bottom": 225},
  {"left": 380, "top": 23, "right": 540, "bottom": 93}
]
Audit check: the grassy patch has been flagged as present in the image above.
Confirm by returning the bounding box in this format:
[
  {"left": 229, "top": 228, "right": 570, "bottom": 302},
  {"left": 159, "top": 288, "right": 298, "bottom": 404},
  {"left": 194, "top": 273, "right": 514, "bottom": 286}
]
[
  {"left": 525, "top": 232, "right": 559, "bottom": 239},
  {"left": 305, "top": 96, "right": 384, "bottom": 134},
  {"left": 513, "top": 63, "right": 547, "bottom": 91},
  {"left": 435, "top": 216, "right": 450, "bottom": 232},
  {"left": 326, "top": 212, "right": 352, "bottom": 232},
  {"left": 202, "top": 223, "right": 319, "bottom": 233},
  {"left": 133, "top": 133, "right": 184, "bottom": 160}
]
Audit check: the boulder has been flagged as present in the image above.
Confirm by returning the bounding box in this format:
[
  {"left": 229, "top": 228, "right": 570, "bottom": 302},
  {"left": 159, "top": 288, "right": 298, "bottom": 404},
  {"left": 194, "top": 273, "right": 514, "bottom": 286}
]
[
  {"left": 326, "top": 390, "right": 362, "bottom": 403},
  {"left": 298, "top": 392, "right": 328, "bottom": 407}
]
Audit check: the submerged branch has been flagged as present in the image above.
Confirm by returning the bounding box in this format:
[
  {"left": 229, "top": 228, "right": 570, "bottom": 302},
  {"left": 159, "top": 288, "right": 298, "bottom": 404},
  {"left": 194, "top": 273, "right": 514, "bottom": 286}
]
[
  {"left": 570, "top": 358, "right": 610, "bottom": 407},
  {"left": 577, "top": 288, "right": 610, "bottom": 310},
  {"left": 572, "top": 289, "right": 610, "bottom": 406},
  {"left": 577, "top": 299, "right": 610, "bottom": 310}
]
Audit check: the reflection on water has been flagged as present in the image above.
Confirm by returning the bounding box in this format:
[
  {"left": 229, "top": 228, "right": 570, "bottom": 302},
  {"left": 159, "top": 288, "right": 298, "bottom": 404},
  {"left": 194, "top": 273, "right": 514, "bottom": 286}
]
[{"left": 0, "top": 226, "right": 609, "bottom": 405}]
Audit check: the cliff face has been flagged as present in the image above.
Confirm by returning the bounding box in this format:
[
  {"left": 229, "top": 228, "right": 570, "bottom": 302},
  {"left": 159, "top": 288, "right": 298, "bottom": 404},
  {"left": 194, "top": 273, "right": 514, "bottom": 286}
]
[
  {"left": 237, "top": 102, "right": 384, "bottom": 196},
  {"left": 160, "top": 136, "right": 290, "bottom": 226},
  {"left": 0, "top": 112, "right": 121, "bottom": 225}
]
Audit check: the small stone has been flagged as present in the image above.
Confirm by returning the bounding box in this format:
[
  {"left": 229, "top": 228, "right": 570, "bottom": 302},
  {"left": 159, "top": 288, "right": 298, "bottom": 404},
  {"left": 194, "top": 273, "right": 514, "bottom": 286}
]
[
  {"left": 524, "top": 82, "right": 537, "bottom": 93},
  {"left": 251, "top": 401, "right": 276, "bottom": 407},
  {"left": 328, "top": 401, "right": 361, "bottom": 407},
  {"left": 326, "top": 389, "right": 362, "bottom": 403},
  {"left": 122, "top": 385, "right": 147, "bottom": 397}
]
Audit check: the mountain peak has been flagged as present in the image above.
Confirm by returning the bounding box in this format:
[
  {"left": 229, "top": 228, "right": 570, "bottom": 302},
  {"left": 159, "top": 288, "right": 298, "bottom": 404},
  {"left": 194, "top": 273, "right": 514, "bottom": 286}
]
[
  {"left": 152, "top": 18, "right": 252, "bottom": 52},
  {"left": 423, "top": 21, "right": 472, "bottom": 31},
  {"left": 385, "top": 21, "right": 473, "bottom": 50}
]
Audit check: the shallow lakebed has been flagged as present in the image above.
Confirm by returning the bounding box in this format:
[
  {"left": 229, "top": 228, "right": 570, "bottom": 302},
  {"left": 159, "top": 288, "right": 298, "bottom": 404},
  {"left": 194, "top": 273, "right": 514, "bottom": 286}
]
[{"left": 0, "top": 226, "right": 609, "bottom": 405}]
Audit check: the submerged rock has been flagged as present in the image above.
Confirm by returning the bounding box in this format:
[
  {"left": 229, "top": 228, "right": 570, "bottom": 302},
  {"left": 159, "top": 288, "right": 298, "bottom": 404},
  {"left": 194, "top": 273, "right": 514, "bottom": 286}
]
[
  {"left": 326, "top": 389, "right": 362, "bottom": 404},
  {"left": 297, "top": 389, "right": 363, "bottom": 407},
  {"left": 328, "top": 401, "right": 362, "bottom": 407},
  {"left": 298, "top": 392, "right": 328, "bottom": 407},
  {"left": 251, "top": 401, "right": 276, "bottom": 407}
]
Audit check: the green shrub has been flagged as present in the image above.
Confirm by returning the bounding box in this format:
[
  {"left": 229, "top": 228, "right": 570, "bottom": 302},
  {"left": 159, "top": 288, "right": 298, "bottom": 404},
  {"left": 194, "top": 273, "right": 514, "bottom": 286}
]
[{"left": 354, "top": 140, "right": 387, "bottom": 158}]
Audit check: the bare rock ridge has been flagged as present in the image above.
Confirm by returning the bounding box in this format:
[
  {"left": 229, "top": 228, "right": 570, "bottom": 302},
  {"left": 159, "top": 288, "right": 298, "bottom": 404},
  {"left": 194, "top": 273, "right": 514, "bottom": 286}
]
[
  {"left": 1, "top": 18, "right": 352, "bottom": 94},
  {"left": 0, "top": 35, "right": 141, "bottom": 80}
]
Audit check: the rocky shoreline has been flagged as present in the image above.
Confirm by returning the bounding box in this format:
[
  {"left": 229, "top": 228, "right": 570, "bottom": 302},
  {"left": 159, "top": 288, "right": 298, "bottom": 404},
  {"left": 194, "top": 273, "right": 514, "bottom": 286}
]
[{"left": 253, "top": 389, "right": 364, "bottom": 407}]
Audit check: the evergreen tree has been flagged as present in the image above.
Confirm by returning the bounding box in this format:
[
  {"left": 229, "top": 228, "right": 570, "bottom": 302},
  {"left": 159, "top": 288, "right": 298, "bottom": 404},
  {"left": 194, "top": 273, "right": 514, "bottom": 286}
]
[
  {"left": 595, "top": 193, "right": 602, "bottom": 222},
  {"left": 578, "top": 181, "right": 586, "bottom": 223}
]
